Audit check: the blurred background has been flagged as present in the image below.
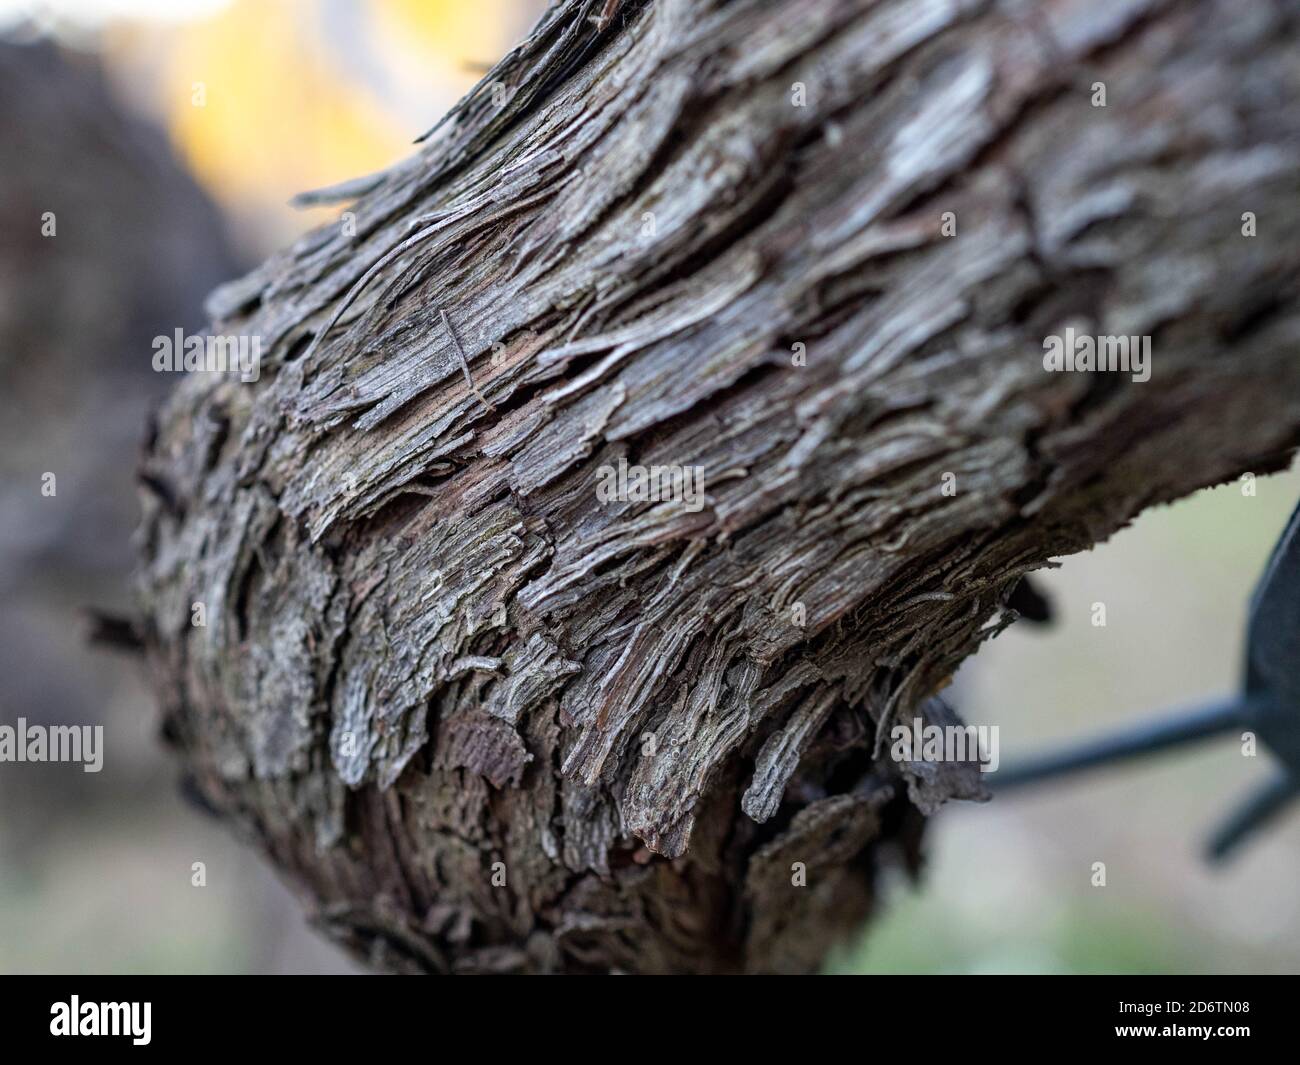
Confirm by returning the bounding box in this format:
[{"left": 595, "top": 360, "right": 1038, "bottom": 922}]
[{"left": 0, "top": 0, "right": 1297, "bottom": 975}]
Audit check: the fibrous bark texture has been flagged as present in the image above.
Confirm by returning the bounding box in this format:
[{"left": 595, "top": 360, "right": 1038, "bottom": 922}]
[{"left": 137, "top": 0, "right": 1300, "bottom": 973}]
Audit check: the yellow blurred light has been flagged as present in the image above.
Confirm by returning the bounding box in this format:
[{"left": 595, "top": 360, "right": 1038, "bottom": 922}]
[{"left": 94, "top": 0, "right": 526, "bottom": 250}]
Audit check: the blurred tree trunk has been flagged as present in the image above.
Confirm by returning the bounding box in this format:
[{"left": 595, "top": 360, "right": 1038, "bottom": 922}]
[
  {"left": 0, "top": 40, "right": 240, "bottom": 804},
  {"left": 136, "top": 0, "right": 1300, "bottom": 973}
]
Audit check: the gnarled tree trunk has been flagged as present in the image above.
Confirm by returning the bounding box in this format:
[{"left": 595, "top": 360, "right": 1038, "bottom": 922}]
[{"left": 136, "top": 0, "right": 1300, "bottom": 973}]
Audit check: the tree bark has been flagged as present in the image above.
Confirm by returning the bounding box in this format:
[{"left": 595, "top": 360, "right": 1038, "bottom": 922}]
[{"left": 136, "top": 0, "right": 1300, "bottom": 973}]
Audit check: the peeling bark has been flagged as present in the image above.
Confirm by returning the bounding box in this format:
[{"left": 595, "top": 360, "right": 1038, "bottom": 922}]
[{"left": 137, "top": 0, "right": 1300, "bottom": 973}]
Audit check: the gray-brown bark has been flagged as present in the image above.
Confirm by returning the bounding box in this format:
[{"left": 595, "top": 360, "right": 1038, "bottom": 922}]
[{"left": 136, "top": 0, "right": 1300, "bottom": 973}]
